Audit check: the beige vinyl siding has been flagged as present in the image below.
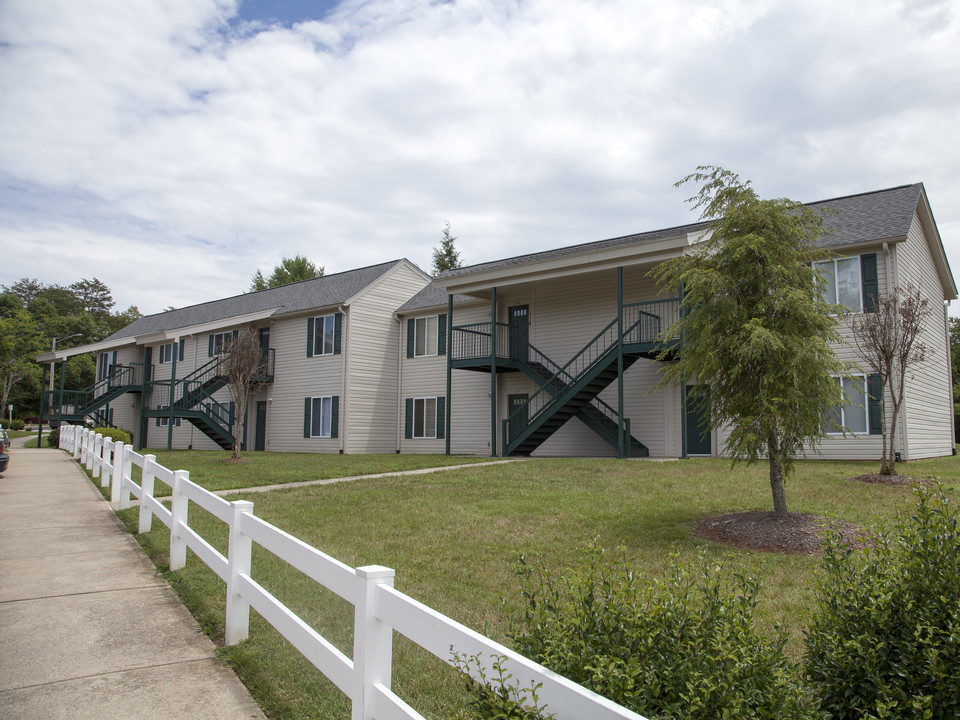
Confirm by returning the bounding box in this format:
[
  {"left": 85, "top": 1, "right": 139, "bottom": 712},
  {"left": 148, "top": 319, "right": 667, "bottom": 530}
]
[
  {"left": 345, "top": 263, "right": 431, "bottom": 453},
  {"left": 896, "top": 214, "right": 954, "bottom": 459},
  {"left": 263, "top": 314, "right": 344, "bottom": 453},
  {"left": 100, "top": 346, "right": 139, "bottom": 440}
]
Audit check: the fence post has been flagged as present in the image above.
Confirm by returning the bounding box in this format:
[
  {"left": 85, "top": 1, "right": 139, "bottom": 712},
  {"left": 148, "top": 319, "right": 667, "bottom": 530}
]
[
  {"left": 86, "top": 432, "right": 100, "bottom": 471},
  {"left": 138, "top": 455, "right": 158, "bottom": 533},
  {"left": 119, "top": 446, "right": 135, "bottom": 510},
  {"left": 353, "top": 565, "right": 396, "bottom": 720},
  {"left": 110, "top": 442, "right": 125, "bottom": 505},
  {"left": 80, "top": 428, "right": 88, "bottom": 464},
  {"left": 92, "top": 433, "right": 103, "bottom": 477},
  {"left": 169, "top": 470, "right": 189, "bottom": 571},
  {"left": 225, "top": 500, "right": 254, "bottom": 645},
  {"left": 59, "top": 425, "right": 67, "bottom": 450},
  {"left": 101, "top": 437, "right": 114, "bottom": 488},
  {"left": 73, "top": 426, "right": 81, "bottom": 458}
]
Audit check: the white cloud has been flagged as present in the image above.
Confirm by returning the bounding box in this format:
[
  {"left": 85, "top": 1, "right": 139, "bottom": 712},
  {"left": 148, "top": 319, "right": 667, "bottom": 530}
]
[{"left": 1, "top": 0, "right": 959, "bottom": 313}]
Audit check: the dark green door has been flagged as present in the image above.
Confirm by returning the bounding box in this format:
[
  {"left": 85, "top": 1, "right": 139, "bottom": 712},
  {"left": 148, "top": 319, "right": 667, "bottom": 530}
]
[
  {"left": 685, "top": 385, "right": 711, "bottom": 456},
  {"left": 508, "top": 393, "right": 529, "bottom": 443},
  {"left": 254, "top": 401, "right": 267, "bottom": 451},
  {"left": 509, "top": 305, "right": 529, "bottom": 362}
]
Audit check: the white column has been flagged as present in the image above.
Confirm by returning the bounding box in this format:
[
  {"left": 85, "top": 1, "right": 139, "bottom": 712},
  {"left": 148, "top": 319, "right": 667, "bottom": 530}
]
[
  {"left": 352, "top": 565, "right": 396, "bottom": 720},
  {"left": 225, "top": 500, "right": 254, "bottom": 645}
]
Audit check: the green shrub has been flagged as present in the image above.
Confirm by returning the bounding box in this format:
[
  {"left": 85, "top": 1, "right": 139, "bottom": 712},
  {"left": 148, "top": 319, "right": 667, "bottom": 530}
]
[
  {"left": 497, "top": 542, "right": 817, "bottom": 720},
  {"left": 805, "top": 481, "right": 960, "bottom": 720},
  {"left": 1, "top": 418, "right": 25, "bottom": 431},
  {"left": 453, "top": 653, "right": 554, "bottom": 720},
  {"left": 93, "top": 426, "right": 133, "bottom": 445},
  {"left": 46, "top": 427, "right": 60, "bottom": 447}
]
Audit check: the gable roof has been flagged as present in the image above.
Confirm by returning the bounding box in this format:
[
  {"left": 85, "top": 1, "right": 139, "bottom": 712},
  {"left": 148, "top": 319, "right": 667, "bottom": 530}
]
[
  {"left": 104, "top": 260, "right": 410, "bottom": 343},
  {"left": 434, "top": 183, "right": 935, "bottom": 290}
]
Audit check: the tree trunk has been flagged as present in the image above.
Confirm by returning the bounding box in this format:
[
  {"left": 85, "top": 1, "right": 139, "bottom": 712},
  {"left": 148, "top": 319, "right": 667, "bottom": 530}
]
[{"left": 767, "top": 435, "right": 788, "bottom": 520}]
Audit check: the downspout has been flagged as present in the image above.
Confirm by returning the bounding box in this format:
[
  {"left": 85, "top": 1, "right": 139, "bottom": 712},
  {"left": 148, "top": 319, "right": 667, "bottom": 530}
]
[
  {"left": 396, "top": 314, "right": 403, "bottom": 453},
  {"left": 339, "top": 305, "right": 347, "bottom": 454}
]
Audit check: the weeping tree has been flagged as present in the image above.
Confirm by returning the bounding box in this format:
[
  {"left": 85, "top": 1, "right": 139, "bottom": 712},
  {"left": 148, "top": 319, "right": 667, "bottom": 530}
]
[
  {"left": 654, "top": 166, "right": 846, "bottom": 520},
  {"left": 221, "top": 327, "right": 269, "bottom": 459},
  {"left": 852, "top": 285, "right": 932, "bottom": 475}
]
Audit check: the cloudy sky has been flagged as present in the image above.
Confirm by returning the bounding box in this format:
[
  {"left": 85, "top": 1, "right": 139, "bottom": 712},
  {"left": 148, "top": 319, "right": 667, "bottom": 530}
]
[{"left": 1, "top": 0, "right": 958, "bottom": 316}]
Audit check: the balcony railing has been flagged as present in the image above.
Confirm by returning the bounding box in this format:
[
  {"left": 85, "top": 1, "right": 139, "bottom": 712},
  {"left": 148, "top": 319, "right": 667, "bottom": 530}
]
[{"left": 450, "top": 322, "right": 510, "bottom": 362}]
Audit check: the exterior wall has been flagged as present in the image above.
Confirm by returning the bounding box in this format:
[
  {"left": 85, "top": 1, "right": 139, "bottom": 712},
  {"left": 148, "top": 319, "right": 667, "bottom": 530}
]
[
  {"left": 345, "top": 263, "right": 431, "bottom": 453},
  {"left": 896, "top": 214, "right": 954, "bottom": 459},
  {"left": 263, "top": 312, "right": 344, "bottom": 453}
]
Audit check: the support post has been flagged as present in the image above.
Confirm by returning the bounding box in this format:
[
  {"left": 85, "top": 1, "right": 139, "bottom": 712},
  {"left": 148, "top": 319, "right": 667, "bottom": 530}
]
[
  {"left": 138, "top": 454, "right": 158, "bottom": 533},
  {"left": 353, "top": 565, "right": 396, "bottom": 720},
  {"left": 58, "top": 359, "right": 67, "bottom": 428},
  {"left": 490, "top": 288, "right": 498, "bottom": 457},
  {"left": 445, "top": 294, "right": 453, "bottom": 455},
  {"left": 617, "top": 267, "right": 625, "bottom": 459},
  {"left": 169, "top": 470, "right": 189, "bottom": 570},
  {"left": 167, "top": 341, "right": 178, "bottom": 451},
  {"left": 37, "top": 365, "right": 47, "bottom": 448},
  {"left": 225, "top": 500, "right": 254, "bottom": 645}
]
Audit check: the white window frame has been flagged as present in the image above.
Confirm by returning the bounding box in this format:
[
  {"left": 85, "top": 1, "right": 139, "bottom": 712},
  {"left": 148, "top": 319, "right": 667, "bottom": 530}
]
[
  {"left": 212, "top": 331, "right": 234, "bottom": 356},
  {"left": 826, "top": 375, "right": 868, "bottom": 435},
  {"left": 412, "top": 397, "right": 438, "bottom": 439},
  {"left": 414, "top": 316, "right": 439, "bottom": 357},
  {"left": 157, "top": 405, "right": 182, "bottom": 427},
  {"left": 814, "top": 257, "right": 862, "bottom": 313},
  {"left": 309, "top": 396, "right": 334, "bottom": 438},
  {"left": 313, "top": 315, "right": 336, "bottom": 357}
]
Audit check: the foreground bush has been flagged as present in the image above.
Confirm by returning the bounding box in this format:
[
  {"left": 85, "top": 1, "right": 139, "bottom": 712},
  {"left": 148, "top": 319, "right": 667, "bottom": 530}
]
[
  {"left": 805, "top": 482, "right": 960, "bottom": 719},
  {"left": 491, "top": 543, "right": 817, "bottom": 720},
  {"left": 92, "top": 426, "right": 133, "bottom": 445},
  {"left": 46, "top": 427, "right": 60, "bottom": 447}
]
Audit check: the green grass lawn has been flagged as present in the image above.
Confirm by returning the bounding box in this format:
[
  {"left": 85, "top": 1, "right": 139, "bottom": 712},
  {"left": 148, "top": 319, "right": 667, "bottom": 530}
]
[{"left": 107, "top": 453, "right": 960, "bottom": 720}]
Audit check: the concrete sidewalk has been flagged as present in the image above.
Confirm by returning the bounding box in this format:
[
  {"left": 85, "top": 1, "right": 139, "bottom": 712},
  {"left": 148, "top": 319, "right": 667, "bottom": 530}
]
[{"left": 0, "top": 448, "right": 266, "bottom": 720}]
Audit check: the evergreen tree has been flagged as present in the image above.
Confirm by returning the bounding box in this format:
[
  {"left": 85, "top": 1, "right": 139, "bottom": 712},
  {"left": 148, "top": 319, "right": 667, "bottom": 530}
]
[
  {"left": 432, "top": 222, "right": 462, "bottom": 276},
  {"left": 250, "top": 254, "right": 324, "bottom": 291},
  {"left": 654, "top": 166, "right": 845, "bottom": 520}
]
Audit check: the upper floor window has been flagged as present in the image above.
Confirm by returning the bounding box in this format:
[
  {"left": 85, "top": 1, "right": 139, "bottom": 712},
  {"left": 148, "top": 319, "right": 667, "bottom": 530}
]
[
  {"left": 311, "top": 315, "right": 336, "bottom": 356},
  {"left": 814, "top": 254, "right": 878, "bottom": 313},
  {"left": 406, "top": 314, "right": 446, "bottom": 358},
  {"left": 158, "top": 342, "right": 184, "bottom": 364},
  {"left": 210, "top": 331, "right": 236, "bottom": 356}
]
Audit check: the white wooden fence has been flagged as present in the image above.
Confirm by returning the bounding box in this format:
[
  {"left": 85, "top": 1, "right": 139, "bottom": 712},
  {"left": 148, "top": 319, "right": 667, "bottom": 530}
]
[{"left": 62, "top": 424, "right": 648, "bottom": 720}]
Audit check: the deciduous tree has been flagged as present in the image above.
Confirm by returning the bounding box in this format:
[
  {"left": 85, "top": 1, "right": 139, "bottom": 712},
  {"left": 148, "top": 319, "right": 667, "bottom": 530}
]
[
  {"left": 654, "top": 166, "right": 845, "bottom": 520},
  {"left": 851, "top": 285, "right": 932, "bottom": 474},
  {"left": 250, "top": 254, "right": 324, "bottom": 291},
  {"left": 221, "top": 328, "right": 270, "bottom": 459}
]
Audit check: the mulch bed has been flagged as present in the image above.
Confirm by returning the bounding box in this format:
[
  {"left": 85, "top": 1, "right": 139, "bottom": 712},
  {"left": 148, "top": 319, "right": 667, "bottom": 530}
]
[
  {"left": 848, "top": 473, "right": 931, "bottom": 487},
  {"left": 694, "top": 510, "right": 870, "bottom": 555}
]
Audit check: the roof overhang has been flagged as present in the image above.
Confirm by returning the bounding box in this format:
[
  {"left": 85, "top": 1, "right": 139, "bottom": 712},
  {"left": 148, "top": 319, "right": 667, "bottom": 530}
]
[
  {"left": 915, "top": 189, "right": 958, "bottom": 301},
  {"left": 434, "top": 232, "right": 692, "bottom": 297},
  {"left": 36, "top": 336, "right": 139, "bottom": 363}
]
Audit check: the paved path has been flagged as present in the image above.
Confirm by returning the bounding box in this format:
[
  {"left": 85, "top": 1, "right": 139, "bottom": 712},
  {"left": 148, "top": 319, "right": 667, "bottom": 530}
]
[{"left": 0, "top": 447, "right": 266, "bottom": 720}]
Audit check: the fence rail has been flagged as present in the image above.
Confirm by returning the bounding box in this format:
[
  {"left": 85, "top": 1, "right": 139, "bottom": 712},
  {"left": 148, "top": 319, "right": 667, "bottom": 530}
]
[{"left": 60, "top": 423, "right": 647, "bottom": 720}]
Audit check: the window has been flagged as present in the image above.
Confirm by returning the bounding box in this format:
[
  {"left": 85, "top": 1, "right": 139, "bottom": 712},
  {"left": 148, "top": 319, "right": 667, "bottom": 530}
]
[
  {"left": 826, "top": 374, "right": 883, "bottom": 436},
  {"left": 156, "top": 406, "right": 182, "bottom": 427},
  {"left": 158, "top": 342, "right": 185, "bottom": 364},
  {"left": 813, "top": 254, "right": 878, "bottom": 313},
  {"left": 307, "top": 314, "right": 341, "bottom": 357},
  {"left": 815, "top": 257, "right": 861, "bottom": 312},
  {"left": 210, "top": 331, "right": 236, "bottom": 356},
  {"left": 406, "top": 314, "right": 446, "bottom": 358},
  {"left": 405, "top": 397, "right": 445, "bottom": 439},
  {"left": 304, "top": 396, "right": 339, "bottom": 438},
  {"left": 97, "top": 351, "right": 117, "bottom": 381}
]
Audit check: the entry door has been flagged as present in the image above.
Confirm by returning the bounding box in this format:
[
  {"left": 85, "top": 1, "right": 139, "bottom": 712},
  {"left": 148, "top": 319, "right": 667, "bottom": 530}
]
[
  {"left": 255, "top": 401, "right": 267, "bottom": 451},
  {"left": 508, "top": 394, "right": 529, "bottom": 443},
  {"left": 509, "top": 305, "right": 529, "bottom": 362},
  {"left": 685, "top": 385, "right": 711, "bottom": 456}
]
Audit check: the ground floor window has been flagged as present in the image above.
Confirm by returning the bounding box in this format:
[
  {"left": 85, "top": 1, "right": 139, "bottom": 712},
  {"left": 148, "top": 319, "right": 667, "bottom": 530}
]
[
  {"left": 405, "top": 397, "right": 445, "bottom": 439},
  {"left": 156, "top": 405, "right": 181, "bottom": 427},
  {"left": 304, "top": 396, "right": 339, "bottom": 438},
  {"left": 827, "top": 375, "right": 870, "bottom": 434}
]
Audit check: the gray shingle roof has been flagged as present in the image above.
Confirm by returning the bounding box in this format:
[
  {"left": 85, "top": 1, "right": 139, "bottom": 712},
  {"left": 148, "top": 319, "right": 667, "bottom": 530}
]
[
  {"left": 436, "top": 183, "right": 925, "bottom": 280},
  {"left": 396, "top": 284, "right": 477, "bottom": 313},
  {"left": 106, "top": 260, "right": 405, "bottom": 341}
]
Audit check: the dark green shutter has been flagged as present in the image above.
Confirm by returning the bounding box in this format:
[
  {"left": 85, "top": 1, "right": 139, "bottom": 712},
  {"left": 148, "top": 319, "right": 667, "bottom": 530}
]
[
  {"left": 178, "top": 342, "right": 185, "bottom": 362},
  {"left": 331, "top": 396, "right": 339, "bottom": 438},
  {"left": 156, "top": 416, "right": 161, "bottom": 427},
  {"left": 208, "top": 334, "right": 214, "bottom": 357},
  {"left": 405, "top": 398, "right": 414, "bottom": 439},
  {"left": 861, "top": 254, "right": 878, "bottom": 313},
  {"left": 868, "top": 374, "right": 883, "bottom": 435},
  {"left": 407, "top": 319, "right": 415, "bottom": 358},
  {"left": 436, "top": 397, "right": 445, "bottom": 439},
  {"left": 306, "top": 317, "right": 315, "bottom": 357},
  {"left": 303, "top": 398, "right": 311, "bottom": 438},
  {"left": 438, "top": 314, "right": 447, "bottom": 356},
  {"left": 334, "top": 313, "right": 342, "bottom": 355}
]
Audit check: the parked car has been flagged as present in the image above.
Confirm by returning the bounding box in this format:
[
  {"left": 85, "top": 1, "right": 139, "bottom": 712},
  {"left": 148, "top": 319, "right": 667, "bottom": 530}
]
[{"left": 0, "top": 428, "right": 9, "bottom": 474}]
